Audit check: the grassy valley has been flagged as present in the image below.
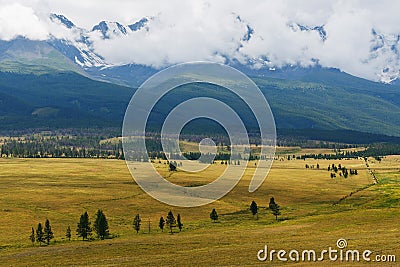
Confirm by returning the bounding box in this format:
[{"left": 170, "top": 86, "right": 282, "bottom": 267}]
[{"left": 0, "top": 151, "right": 398, "bottom": 266}]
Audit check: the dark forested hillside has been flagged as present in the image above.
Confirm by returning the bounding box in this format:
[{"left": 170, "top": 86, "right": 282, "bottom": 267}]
[
  {"left": 1, "top": 69, "right": 400, "bottom": 138},
  {"left": 0, "top": 72, "right": 133, "bottom": 129}
]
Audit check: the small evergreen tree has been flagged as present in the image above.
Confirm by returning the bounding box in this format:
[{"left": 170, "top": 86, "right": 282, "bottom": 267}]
[
  {"left": 94, "top": 210, "right": 109, "bottom": 240},
  {"left": 66, "top": 225, "right": 71, "bottom": 241},
  {"left": 133, "top": 214, "right": 141, "bottom": 234},
  {"left": 165, "top": 211, "right": 176, "bottom": 234},
  {"left": 159, "top": 217, "right": 165, "bottom": 232},
  {"left": 270, "top": 203, "right": 281, "bottom": 220},
  {"left": 269, "top": 197, "right": 276, "bottom": 210},
  {"left": 44, "top": 219, "right": 54, "bottom": 245},
  {"left": 210, "top": 208, "right": 218, "bottom": 222},
  {"left": 177, "top": 214, "right": 183, "bottom": 232},
  {"left": 76, "top": 211, "right": 92, "bottom": 240},
  {"left": 30, "top": 227, "right": 35, "bottom": 246},
  {"left": 36, "top": 223, "right": 44, "bottom": 245},
  {"left": 169, "top": 162, "right": 177, "bottom": 171},
  {"left": 250, "top": 201, "right": 258, "bottom": 219}
]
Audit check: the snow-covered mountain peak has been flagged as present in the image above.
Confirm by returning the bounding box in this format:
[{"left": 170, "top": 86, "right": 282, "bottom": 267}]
[
  {"left": 92, "top": 21, "right": 129, "bottom": 39},
  {"left": 50, "top": 14, "right": 75, "bottom": 29},
  {"left": 128, "top": 17, "right": 149, "bottom": 32}
]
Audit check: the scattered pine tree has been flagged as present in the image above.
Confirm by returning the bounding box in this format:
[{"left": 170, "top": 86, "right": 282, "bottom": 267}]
[
  {"left": 159, "top": 217, "right": 165, "bottom": 232},
  {"left": 36, "top": 223, "right": 44, "bottom": 246},
  {"left": 29, "top": 227, "right": 35, "bottom": 246},
  {"left": 271, "top": 203, "right": 281, "bottom": 220},
  {"left": 210, "top": 208, "right": 218, "bottom": 222},
  {"left": 268, "top": 197, "right": 276, "bottom": 210},
  {"left": 76, "top": 211, "right": 92, "bottom": 240},
  {"left": 94, "top": 210, "right": 109, "bottom": 240},
  {"left": 169, "top": 162, "right": 177, "bottom": 171},
  {"left": 177, "top": 214, "right": 183, "bottom": 232},
  {"left": 250, "top": 201, "right": 258, "bottom": 219},
  {"left": 165, "top": 211, "right": 176, "bottom": 234},
  {"left": 66, "top": 226, "right": 71, "bottom": 241},
  {"left": 269, "top": 198, "right": 281, "bottom": 221},
  {"left": 43, "top": 219, "right": 54, "bottom": 245},
  {"left": 133, "top": 214, "right": 141, "bottom": 234}
]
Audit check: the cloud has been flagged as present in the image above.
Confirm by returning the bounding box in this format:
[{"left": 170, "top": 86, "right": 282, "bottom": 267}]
[
  {"left": 0, "top": 2, "right": 49, "bottom": 40},
  {"left": 0, "top": 0, "right": 399, "bottom": 82},
  {"left": 91, "top": 3, "right": 248, "bottom": 67}
]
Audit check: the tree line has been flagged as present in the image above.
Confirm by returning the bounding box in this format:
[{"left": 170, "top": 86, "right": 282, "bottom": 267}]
[
  {"left": 297, "top": 144, "right": 400, "bottom": 160},
  {"left": 4, "top": 132, "right": 400, "bottom": 161},
  {"left": 1, "top": 137, "right": 124, "bottom": 159}
]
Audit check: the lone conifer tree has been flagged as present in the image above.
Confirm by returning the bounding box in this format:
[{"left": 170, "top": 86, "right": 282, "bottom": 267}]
[
  {"left": 94, "top": 210, "right": 109, "bottom": 240},
  {"left": 30, "top": 227, "right": 35, "bottom": 246},
  {"left": 250, "top": 201, "right": 258, "bottom": 219},
  {"left": 66, "top": 225, "right": 71, "bottom": 241},
  {"left": 177, "top": 214, "right": 183, "bottom": 232},
  {"left": 44, "top": 219, "right": 54, "bottom": 245},
  {"left": 165, "top": 211, "right": 176, "bottom": 234},
  {"left": 76, "top": 211, "right": 92, "bottom": 240},
  {"left": 210, "top": 208, "right": 218, "bottom": 222},
  {"left": 159, "top": 217, "right": 165, "bottom": 232},
  {"left": 133, "top": 214, "right": 141, "bottom": 234},
  {"left": 36, "top": 223, "right": 44, "bottom": 245}
]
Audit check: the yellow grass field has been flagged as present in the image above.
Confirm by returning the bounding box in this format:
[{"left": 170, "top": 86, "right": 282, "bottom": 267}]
[{"left": 0, "top": 153, "right": 399, "bottom": 266}]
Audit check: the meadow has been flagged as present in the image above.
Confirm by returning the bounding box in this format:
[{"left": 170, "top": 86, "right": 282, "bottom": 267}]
[{"left": 0, "top": 150, "right": 398, "bottom": 266}]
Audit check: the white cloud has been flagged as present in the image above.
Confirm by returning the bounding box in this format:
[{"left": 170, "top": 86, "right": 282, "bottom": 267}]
[
  {"left": 0, "top": 2, "right": 49, "bottom": 40},
  {"left": 92, "top": 3, "right": 248, "bottom": 67},
  {"left": 0, "top": 0, "right": 399, "bottom": 82}
]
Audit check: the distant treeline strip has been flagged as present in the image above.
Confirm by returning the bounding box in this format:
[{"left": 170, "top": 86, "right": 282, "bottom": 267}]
[
  {"left": 277, "top": 129, "right": 400, "bottom": 146},
  {"left": 1, "top": 136, "right": 124, "bottom": 159},
  {"left": 2, "top": 138, "right": 400, "bottom": 160},
  {"left": 298, "top": 144, "right": 400, "bottom": 160}
]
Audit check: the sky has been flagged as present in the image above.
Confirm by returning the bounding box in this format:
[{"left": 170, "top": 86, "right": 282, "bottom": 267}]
[{"left": 0, "top": 0, "right": 399, "bottom": 82}]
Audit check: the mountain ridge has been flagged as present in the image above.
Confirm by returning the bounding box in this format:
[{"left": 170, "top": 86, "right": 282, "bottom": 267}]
[{"left": 1, "top": 13, "right": 398, "bottom": 85}]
